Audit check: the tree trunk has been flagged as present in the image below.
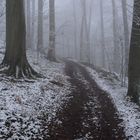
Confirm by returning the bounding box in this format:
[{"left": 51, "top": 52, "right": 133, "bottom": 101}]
[
  {"left": 73, "top": 0, "right": 77, "bottom": 59},
  {"left": 127, "top": 0, "right": 140, "bottom": 105},
  {"left": 100, "top": 0, "right": 106, "bottom": 68},
  {"left": 32, "top": 0, "right": 36, "bottom": 49},
  {"left": 1, "top": 0, "right": 39, "bottom": 78},
  {"left": 37, "top": 0, "right": 43, "bottom": 57},
  {"left": 47, "top": 0, "right": 56, "bottom": 61},
  {"left": 80, "top": 6, "right": 85, "bottom": 62},
  {"left": 121, "top": 0, "right": 130, "bottom": 76},
  {"left": 26, "top": 0, "right": 31, "bottom": 49},
  {"left": 112, "top": 0, "right": 119, "bottom": 73},
  {"left": 80, "top": 0, "right": 91, "bottom": 63}
]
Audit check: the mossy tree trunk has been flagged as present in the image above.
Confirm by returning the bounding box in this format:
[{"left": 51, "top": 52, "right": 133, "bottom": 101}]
[
  {"left": 127, "top": 0, "right": 140, "bottom": 105},
  {"left": 1, "top": 0, "right": 39, "bottom": 78}
]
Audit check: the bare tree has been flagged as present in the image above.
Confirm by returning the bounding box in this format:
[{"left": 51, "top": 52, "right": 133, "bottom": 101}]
[
  {"left": 1, "top": 0, "right": 39, "bottom": 78},
  {"left": 26, "top": 0, "right": 31, "bottom": 49},
  {"left": 127, "top": 0, "right": 140, "bottom": 105},
  {"left": 80, "top": 10, "right": 84, "bottom": 62},
  {"left": 32, "top": 0, "right": 36, "bottom": 49},
  {"left": 100, "top": 0, "right": 105, "bottom": 68},
  {"left": 112, "top": 0, "right": 120, "bottom": 73},
  {"left": 47, "top": 0, "right": 56, "bottom": 61},
  {"left": 72, "top": 0, "right": 77, "bottom": 59},
  {"left": 121, "top": 0, "right": 129, "bottom": 76},
  {"left": 37, "top": 0, "right": 43, "bottom": 58},
  {"left": 80, "top": 0, "right": 91, "bottom": 63}
]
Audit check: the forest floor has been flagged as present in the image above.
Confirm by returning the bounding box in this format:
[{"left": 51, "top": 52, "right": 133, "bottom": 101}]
[
  {"left": 0, "top": 50, "right": 140, "bottom": 140},
  {"left": 0, "top": 51, "right": 71, "bottom": 140},
  {"left": 46, "top": 60, "right": 126, "bottom": 140}
]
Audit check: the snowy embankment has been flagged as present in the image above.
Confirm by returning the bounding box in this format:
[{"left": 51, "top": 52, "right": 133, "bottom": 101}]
[
  {"left": 0, "top": 51, "right": 71, "bottom": 139},
  {"left": 86, "top": 67, "right": 140, "bottom": 140}
]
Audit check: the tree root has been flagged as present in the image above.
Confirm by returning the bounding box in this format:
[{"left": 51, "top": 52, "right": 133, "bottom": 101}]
[{"left": 0, "top": 63, "right": 43, "bottom": 80}]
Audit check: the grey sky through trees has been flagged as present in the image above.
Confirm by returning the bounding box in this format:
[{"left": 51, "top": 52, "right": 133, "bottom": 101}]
[{"left": 0, "top": 0, "right": 139, "bottom": 139}]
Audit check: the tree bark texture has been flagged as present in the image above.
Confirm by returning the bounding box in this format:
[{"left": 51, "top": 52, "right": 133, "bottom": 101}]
[
  {"left": 128, "top": 0, "right": 140, "bottom": 105},
  {"left": 1, "top": 0, "right": 39, "bottom": 78}
]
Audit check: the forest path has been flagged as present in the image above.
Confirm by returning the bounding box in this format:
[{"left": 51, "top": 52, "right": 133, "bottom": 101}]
[{"left": 47, "top": 60, "right": 127, "bottom": 140}]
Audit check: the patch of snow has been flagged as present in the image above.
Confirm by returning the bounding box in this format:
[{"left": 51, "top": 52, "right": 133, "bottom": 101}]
[
  {"left": 87, "top": 67, "right": 140, "bottom": 140},
  {"left": 0, "top": 51, "right": 71, "bottom": 139}
]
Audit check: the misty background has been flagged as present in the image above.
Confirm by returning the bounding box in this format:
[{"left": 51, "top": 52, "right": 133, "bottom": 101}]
[{"left": 0, "top": 0, "right": 134, "bottom": 79}]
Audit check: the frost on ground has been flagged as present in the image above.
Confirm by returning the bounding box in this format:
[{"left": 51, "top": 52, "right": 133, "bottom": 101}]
[
  {"left": 87, "top": 66, "right": 140, "bottom": 140},
  {"left": 0, "top": 50, "right": 71, "bottom": 140}
]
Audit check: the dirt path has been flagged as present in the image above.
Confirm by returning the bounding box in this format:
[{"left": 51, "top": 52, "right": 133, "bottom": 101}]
[{"left": 47, "top": 61, "right": 127, "bottom": 140}]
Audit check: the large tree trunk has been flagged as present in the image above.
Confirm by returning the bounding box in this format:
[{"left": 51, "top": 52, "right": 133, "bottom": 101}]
[
  {"left": 127, "top": 0, "right": 140, "bottom": 105},
  {"left": 1, "top": 0, "right": 38, "bottom": 78},
  {"left": 47, "top": 0, "right": 56, "bottom": 61}
]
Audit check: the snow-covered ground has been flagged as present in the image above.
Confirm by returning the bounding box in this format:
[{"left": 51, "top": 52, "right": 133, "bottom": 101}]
[
  {"left": 0, "top": 50, "right": 139, "bottom": 140},
  {"left": 0, "top": 51, "right": 71, "bottom": 139},
  {"left": 87, "top": 67, "right": 140, "bottom": 140}
]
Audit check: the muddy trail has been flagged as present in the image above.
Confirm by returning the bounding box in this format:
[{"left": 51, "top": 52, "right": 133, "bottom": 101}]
[{"left": 47, "top": 61, "right": 127, "bottom": 140}]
